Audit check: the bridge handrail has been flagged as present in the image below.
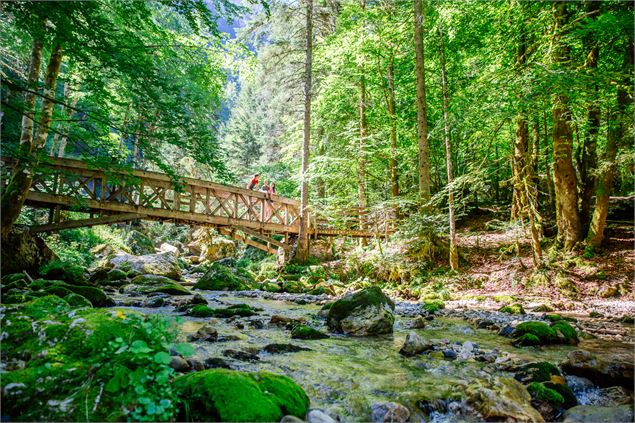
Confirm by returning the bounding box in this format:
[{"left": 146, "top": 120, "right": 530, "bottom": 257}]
[{"left": 1, "top": 156, "right": 301, "bottom": 207}]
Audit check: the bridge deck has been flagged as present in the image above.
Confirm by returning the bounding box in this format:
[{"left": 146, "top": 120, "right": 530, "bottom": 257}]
[{"left": 1, "top": 157, "right": 395, "bottom": 252}]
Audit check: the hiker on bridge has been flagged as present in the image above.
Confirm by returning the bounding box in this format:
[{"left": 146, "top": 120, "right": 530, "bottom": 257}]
[{"left": 247, "top": 173, "right": 260, "bottom": 190}]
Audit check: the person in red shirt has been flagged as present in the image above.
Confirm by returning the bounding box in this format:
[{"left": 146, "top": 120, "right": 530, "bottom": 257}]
[{"left": 247, "top": 174, "right": 260, "bottom": 190}]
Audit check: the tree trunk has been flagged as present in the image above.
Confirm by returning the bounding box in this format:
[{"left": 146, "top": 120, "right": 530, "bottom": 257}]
[
  {"left": 439, "top": 25, "right": 458, "bottom": 270},
  {"left": 579, "top": 0, "right": 601, "bottom": 233},
  {"left": 586, "top": 43, "right": 632, "bottom": 248},
  {"left": 1, "top": 40, "right": 62, "bottom": 238},
  {"left": 295, "top": 0, "right": 313, "bottom": 263},
  {"left": 414, "top": 0, "right": 431, "bottom": 200},
  {"left": 543, "top": 112, "right": 555, "bottom": 217},
  {"left": 551, "top": 2, "right": 581, "bottom": 251},
  {"left": 386, "top": 55, "right": 399, "bottom": 198},
  {"left": 357, "top": 0, "right": 368, "bottom": 246}
]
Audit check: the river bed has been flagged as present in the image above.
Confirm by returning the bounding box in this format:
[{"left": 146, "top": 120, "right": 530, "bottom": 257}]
[{"left": 115, "top": 289, "right": 634, "bottom": 421}]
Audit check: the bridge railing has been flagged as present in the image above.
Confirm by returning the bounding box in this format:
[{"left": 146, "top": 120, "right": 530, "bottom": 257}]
[{"left": 1, "top": 157, "right": 302, "bottom": 233}]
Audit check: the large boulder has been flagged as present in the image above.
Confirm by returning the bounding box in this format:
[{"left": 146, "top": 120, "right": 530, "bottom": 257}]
[
  {"left": 327, "top": 286, "right": 395, "bottom": 336},
  {"left": 1, "top": 227, "right": 55, "bottom": 275},
  {"left": 465, "top": 377, "right": 544, "bottom": 422},
  {"left": 188, "top": 228, "right": 237, "bottom": 262},
  {"left": 563, "top": 405, "right": 634, "bottom": 423},
  {"left": 173, "top": 369, "right": 309, "bottom": 422},
  {"left": 561, "top": 350, "right": 634, "bottom": 388},
  {"left": 194, "top": 262, "right": 251, "bottom": 291},
  {"left": 108, "top": 252, "right": 181, "bottom": 280}
]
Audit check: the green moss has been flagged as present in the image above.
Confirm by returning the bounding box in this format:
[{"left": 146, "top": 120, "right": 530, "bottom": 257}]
[
  {"left": 63, "top": 293, "right": 93, "bottom": 309},
  {"left": 107, "top": 268, "right": 128, "bottom": 281},
  {"left": 423, "top": 299, "right": 445, "bottom": 314},
  {"left": 589, "top": 311, "right": 604, "bottom": 318},
  {"left": 544, "top": 382, "right": 577, "bottom": 409},
  {"left": 1, "top": 272, "right": 27, "bottom": 284},
  {"left": 188, "top": 305, "right": 216, "bottom": 317},
  {"left": 514, "top": 322, "right": 557, "bottom": 344},
  {"left": 3, "top": 292, "right": 35, "bottom": 304},
  {"left": 174, "top": 369, "right": 309, "bottom": 422},
  {"left": 211, "top": 304, "right": 258, "bottom": 318},
  {"left": 40, "top": 260, "right": 87, "bottom": 285},
  {"left": 21, "top": 295, "right": 71, "bottom": 319},
  {"left": 147, "top": 284, "right": 191, "bottom": 295},
  {"left": 194, "top": 263, "right": 248, "bottom": 291},
  {"left": 328, "top": 286, "right": 394, "bottom": 323},
  {"left": 527, "top": 382, "right": 565, "bottom": 407},
  {"left": 551, "top": 321, "right": 579, "bottom": 344},
  {"left": 499, "top": 303, "right": 526, "bottom": 315},
  {"left": 3, "top": 278, "right": 28, "bottom": 292},
  {"left": 130, "top": 274, "right": 191, "bottom": 296},
  {"left": 515, "top": 362, "right": 560, "bottom": 383},
  {"left": 261, "top": 281, "right": 282, "bottom": 293},
  {"left": 30, "top": 279, "right": 111, "bottom": 307},
  {"left": 513, "top": 333, "right": 541, "bottom": 346},
  {"left": 545, "top": 313, "right": 563, "bottom": 322},
  {"left": 291, "top": 325, "right": 329, "bottom": 340},
  {"left": 493, "top": 295, "right": 517, "bottom": 304}
]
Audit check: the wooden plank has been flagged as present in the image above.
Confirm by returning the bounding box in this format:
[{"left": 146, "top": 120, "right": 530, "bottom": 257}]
[
  {"left": 29, "top": 213, "right": 146, "bottom": 233},
  {"left": 233, "top": 225, "right": 291, "bottom": 251},
  {"left": 219, "top": 227, "right": 277, "bottom": 254}
]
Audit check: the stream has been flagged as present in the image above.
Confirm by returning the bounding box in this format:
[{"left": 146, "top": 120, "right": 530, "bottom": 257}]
[{"left": 113, "top": 287, "right": 635, "bottom": 421}]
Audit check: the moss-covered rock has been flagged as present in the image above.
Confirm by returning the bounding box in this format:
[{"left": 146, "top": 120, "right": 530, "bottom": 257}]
[
  {"left": 211, "top": 304, "right": 259, "bottom": 318},
  {"left": 499, "top": 303, "right": 526, "bottom": 315},
  {"left": 188, "top": 305, "right": 216, "bottom": 317},
  {"left": 129, "top": 274, "right": 190, "bottom": 295},
  {"left": 281, "top": 280, "right": 307, "bottom": 294},
  {"left": 551, "top": 321, "right": 579, "bottom": 344},
  {"left": 194, "top": 262, "right": 249, "bottom": 291},
  {"left": 31, "top": 279, "right": 112, "bottom": 307},
  {"left": 40, "top": 260, "right": 88, "bottom": 285},
  {"left": 174, "top": 369, "right": 309, "bottom": 422},
  {"left": 291, "top": 325, "right": 329, "bottom": 340},
  {"left": 63, "top": 293, "right": 93, "bottom": 309},
  {"left": 107, "top": 268, "right": 128, "bottom": 281},
  {"left": 423, "top": 299, "right": 445, "bottom": 314},
  {"left": 527, "top": 382, "right": 565, "bottom": 407},
  {"left": 513, "top": 322, "right": 557, "bottom": 343},
  {"left": 544, "top": 382, "right": 577, "bottom": 409},
  {"left": 512, "top": 333, "right": 541, "bottom": 347},
  {"left": 260, "top": 280, "right": 282, "bottom": 293},
  {"left": 515, "top": 362, "right": 561, "bottom": 384},
  {"left": 327, "top": 286, "right": 395, "bottom": 336}
]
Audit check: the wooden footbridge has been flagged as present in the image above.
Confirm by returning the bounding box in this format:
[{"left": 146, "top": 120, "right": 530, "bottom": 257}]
[{"left": 1, "top": 157, "right": 395, "bottom": 254}]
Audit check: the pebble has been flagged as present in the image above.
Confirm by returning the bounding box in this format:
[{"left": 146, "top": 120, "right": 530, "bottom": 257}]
[{"left": 307, "top": 409, "right": 336, "bottom": 423}]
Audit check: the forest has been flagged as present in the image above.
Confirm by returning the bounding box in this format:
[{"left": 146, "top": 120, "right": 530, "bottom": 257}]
[{"left": 0, "top": 0, "right": 633, "bottom": 422}]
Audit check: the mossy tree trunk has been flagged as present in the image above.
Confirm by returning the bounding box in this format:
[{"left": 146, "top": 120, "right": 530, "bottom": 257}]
[
  {"left": 386, "top": 54, "right": 399, "bottom": 198},
  {"left": 586, "top": 42, "right": 632, "bottom": 248},
  {"left": 2, "top": 40, "right": 62, "bottom": 239},
  {"left": 579, "top": 0, "right": 601, "bottom": 233},
  {"left": 551, "top": 2, "right": 581, "bottom": 251}
]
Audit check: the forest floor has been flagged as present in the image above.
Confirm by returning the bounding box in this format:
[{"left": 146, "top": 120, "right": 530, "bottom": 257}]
[{"left": 443, "top": 211, "right": 634, "bottom": 316}]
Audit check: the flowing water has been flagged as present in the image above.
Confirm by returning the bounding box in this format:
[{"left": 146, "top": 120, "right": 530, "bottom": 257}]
[{"left": 118, "top": 290, "right": 634, "bottom": 421}]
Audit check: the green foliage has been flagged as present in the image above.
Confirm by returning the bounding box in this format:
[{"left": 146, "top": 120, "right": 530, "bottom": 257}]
[
  {"left": 1, "top": 296, "right": 185, "bottom": 421},
  {"left": 498, "top": 303, "right": 526, "bottom": 315},
  {"left": 40, "top": 259, "right": 87, "bottom": 285}
]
